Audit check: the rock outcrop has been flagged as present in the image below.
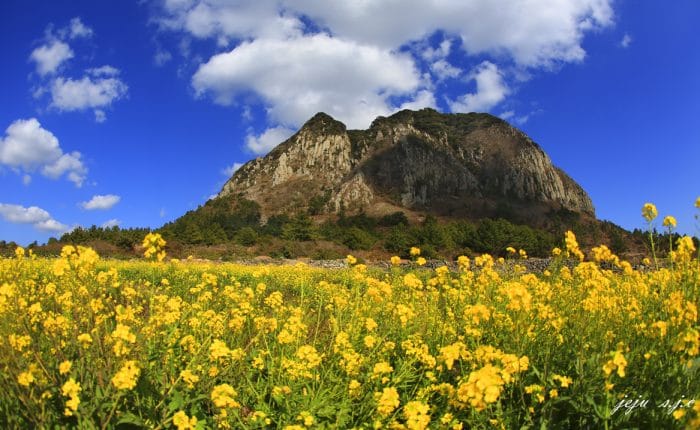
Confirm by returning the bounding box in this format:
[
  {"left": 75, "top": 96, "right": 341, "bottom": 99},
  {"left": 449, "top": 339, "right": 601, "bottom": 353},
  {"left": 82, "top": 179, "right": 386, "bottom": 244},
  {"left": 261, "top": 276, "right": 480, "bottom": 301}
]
[{"left": 218, "top": 108, "right": 595, "bottom": 223}]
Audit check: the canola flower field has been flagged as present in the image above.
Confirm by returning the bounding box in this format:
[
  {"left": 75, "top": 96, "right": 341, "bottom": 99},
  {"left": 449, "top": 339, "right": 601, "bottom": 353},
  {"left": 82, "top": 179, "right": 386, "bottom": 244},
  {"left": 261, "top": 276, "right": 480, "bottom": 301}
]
[{"left": 2, "top": 204, "right": 700, "bottom": 429}]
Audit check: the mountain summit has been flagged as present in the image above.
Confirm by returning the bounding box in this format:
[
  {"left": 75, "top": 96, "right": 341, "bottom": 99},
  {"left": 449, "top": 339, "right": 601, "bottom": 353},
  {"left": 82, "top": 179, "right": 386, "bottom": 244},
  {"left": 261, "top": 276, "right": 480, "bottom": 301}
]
[{"left": 218, "top": 108, "right": 594, "bottom": 224}]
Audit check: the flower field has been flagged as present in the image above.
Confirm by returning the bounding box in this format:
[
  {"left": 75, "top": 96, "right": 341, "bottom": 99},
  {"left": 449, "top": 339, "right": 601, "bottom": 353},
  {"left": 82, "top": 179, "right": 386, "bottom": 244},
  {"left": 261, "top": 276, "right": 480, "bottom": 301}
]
[{"left": 2, "top": 216, "right": 700, "bottom": 428}]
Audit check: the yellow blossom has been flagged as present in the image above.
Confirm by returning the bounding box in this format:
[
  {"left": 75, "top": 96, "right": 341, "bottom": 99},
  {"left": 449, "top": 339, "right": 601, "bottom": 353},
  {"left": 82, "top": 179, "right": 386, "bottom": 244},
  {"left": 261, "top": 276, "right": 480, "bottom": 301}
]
[
  {"left": 180, "top": 370, "right": 199, "bottom": 389},
  {"left": 172, "top": 411, "right": 198, "bottom": 430},
  {"left": 403, "top": 401, "right": 431, "bottom": 430},
  {"left": 59, "top": 361, "right": 72, "bottom": 375},
  {"left": 375, "top": 387, "right": 400, "bottom": 417},
  {"left": 391, "top": 256, "right": 401, "bottom": 265},
  {"left": 211, "top": 384, "right": 240, "bottom": 409},
  {"left": 410, "top": 247, "right": 421, "bottom": 257},
  {"left": 642, "top": 203, "right": 658, "bottom": 222},
  {"left": 663, "top": 215, "right": 677, "bottom": 229},
  {"left": 61, "top": 378, "right": 81, "bottom": 416},
  {"left": 111, "top": 361, "right": 140, "bottom": 390},
  {"left": 18, "top": 371, "right": 34, "bottom": 387}
]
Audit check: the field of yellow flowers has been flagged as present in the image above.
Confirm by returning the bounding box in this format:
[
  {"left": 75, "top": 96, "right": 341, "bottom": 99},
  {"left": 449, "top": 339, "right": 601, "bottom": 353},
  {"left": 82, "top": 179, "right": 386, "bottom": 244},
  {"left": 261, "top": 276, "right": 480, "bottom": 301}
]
[{"left": 2, "top": 205, "right": 700, "bottom": 429}]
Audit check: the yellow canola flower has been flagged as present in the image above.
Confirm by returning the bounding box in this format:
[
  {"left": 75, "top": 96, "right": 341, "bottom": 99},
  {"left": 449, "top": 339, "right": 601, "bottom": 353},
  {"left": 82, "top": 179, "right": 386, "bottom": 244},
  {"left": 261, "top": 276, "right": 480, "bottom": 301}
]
[
  {"left": 457, "top": 364, "right": 504, "bottom": 411},
  {"left": 696, "top": 197, "right": 700, "bottom": 208},
  {"left": 172, "top": 411, "right": 198, "bottom": 430},
  {"left": 59, "top": 361, "right": 72, "bottom": 375},
  {"left": 348, "top": 380, "right": 362, "bottom": 397},
  {"left": 375, "top": 387, "right": 400, "bottom": 417},
  {"left": 564, "top": 231, "right": 585, "bottom": 262},
  {"left": 17, "top": 371, "right": 34, "bottom": 387},
  {"left": 142, "top": 232, "right": 167, "bottom": 261},
  {"left": 296, "top": 411, "right": 314, "bottom": 427},
  {"left": 61, "top": 378, "right": 81, "bottom": 416},
  {"left": 111, "top": 361, "right": 140, "bottom": 390},
  {"left": 602, "top": 351, "right": 628, "bottom": 378},
  {"left": 663, "top": 215, "right": 677, "bottom": 229},
  {"left": 346, "top": 255, "right": 357, "bottom": 265},
  {"left": 410, "top": 246, "right": 421, "bottom": 257},
  {"left": 390, "top": 255, "right": 401, "bottom": 265},
  {"left": 416, "top": 257, "right": 427, "bottom": 266},
  {"left": 211, "top": 384, "right": 240, "bottom": 409},
  {"left": 14, "top": 246, "right": 25, "bottom": 259},
  {"left": 403, "top": 401, "right": 431, "bottom": 430},
  {"left": 180, "top": 370, "right": 199, "bottom": 389},
  {"left": 642, "top": 203, "right": 658, "bottom": 222}
]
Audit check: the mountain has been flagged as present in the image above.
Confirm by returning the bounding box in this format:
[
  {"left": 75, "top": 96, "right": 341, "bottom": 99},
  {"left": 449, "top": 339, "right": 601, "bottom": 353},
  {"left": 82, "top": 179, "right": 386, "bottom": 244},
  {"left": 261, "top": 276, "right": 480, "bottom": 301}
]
[{"left": 218, "top": 108, "right": 594, "bottom": 226}]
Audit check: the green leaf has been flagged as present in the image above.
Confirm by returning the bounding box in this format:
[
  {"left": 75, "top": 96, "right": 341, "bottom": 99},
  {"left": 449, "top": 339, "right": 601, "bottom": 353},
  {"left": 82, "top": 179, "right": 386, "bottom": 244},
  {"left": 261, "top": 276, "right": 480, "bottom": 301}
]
[
  {"left": 167, "top": 390, "right": 185, "bottom": 413},
  {"left": 115, "top": 412, "right": 146, "bottom": 427}
]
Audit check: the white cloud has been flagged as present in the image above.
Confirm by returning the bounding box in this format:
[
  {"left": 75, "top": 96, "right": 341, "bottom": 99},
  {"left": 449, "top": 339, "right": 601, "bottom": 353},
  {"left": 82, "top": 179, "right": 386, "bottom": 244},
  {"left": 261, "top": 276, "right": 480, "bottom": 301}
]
[
  {"left": 158, "top": 0, "right": 304, "bottom": 41},
  {"left": 154, "top": 50, "right": 173, "bottom": 66},
  {"left": 399, "top": 90, "right": 437, "bottom": 111},
  {"left": 286, "top": 0, "right": 613, "bottom": 66},
  {"left": 81, "top": 194, "right": 121, "bottom": 210},
  {"left": 68, "top": 17, "right": 93, "bottom": 39},
  {"left": 620, "top": 33, "right": 632, "bottom": 48},
  {"left": 87, "top": 65, "right": 120, "bottom": 77},
  {"left": 500, "top": 110, "right": 515, "bottom": 121},
  {"left": 500, "top": 109, "right": 535, "bottom": 125},
  {"left": 156, "top": 0, "right": 615, "bottom": 137},
  {"left": 0, "top": 203, "right": 68, "bottom": 232},
  {"left": 422, "top": 39, "right": 452, "bottom": 61},
  {"left": 431, "top": 59, "right": 461, "bottom": 81},
  {"left": 35, "top": 219, "right": 70, "bottom": 232},
  {"left": 50, "top": 75, "right": 128, "bottom": 121},
  {"left": 42, "top": 152, "right": 87, "bottom": 187},
  {"left": 22, "top": 174, "right": 32, "bottom": 185},
  {"left": 448, "top": 61, "right": 509, "bottom": 113},
  {"left": 222, "top": 162, "right": 244, "bottom": 176},
  {"left": 0, "top": 118, "right": 87, "bottom": 186},
  {"left": 94, "top": 110, "right": 106, "bottom": 123},
  {"left": 193, "top": 34, "right": 420, "bottom": 129},
  {"left": 29, "top": 40, "right": 74, "bottom": 76},
  {"left": 245, "top": 126, "right": 295, "bottom": 155},
  {"left": 101, "top": 218, "right": 121, "bottom": 228}
]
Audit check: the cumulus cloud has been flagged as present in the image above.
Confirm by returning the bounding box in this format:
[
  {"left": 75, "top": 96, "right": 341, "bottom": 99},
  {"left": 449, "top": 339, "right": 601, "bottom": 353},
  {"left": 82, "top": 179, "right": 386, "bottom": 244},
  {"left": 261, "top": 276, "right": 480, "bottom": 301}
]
[
  {"left": 193, "top": 34, "right": 420, "bottom": 129},
  {"left": 431, "top": 59, "right": 461, "bottom": 81},
  {"left": 0, "top": 203, "right": 68, "bottom": 232},
  {"left": 448, "top": 62, "right": 509, "bottom": 113},
  {"left": 154, "top": 50, "right": 173, "bottom": 66},
  {"left": 101, "top": 218, "right": 121, "bottom": 228},
  {"left": 68, "top": 17, "right": 93, "bottom": 39},
  {"left": 222, "top": 162, "right": 244, "bottom": 177},
  {"left": 399, "top": 90, "right": 437, "bottom": 111},
  {"left": 286, "top": 0, "right": 613, "bottom": 66},
  {"left": 620, "top": 34, "right": 632, "bottom": 48},
  {"left": 81, "top": 194, "right": 121, "bottom": 210},
  {"left": 29, "top": 18, "right": 127, "bottom": 122},
  {"left": 245, "top": 126, "right": 295, "bottom": 155},
  {"left": 29, "top": 40, "right": 74, "bottom": 76},
  {"left": 87, "top": 65, "right": 120, "bottom": 77},
  {"left": 155, "top": 0, "right": 614, "bottom": 135},
  {"left": 157, "top": 0, "right": 303, "bottom": 41},
  {"left": 0, "top": 118, "right": 87, "bottom": 186},
  {"left": 50, "top": 75, "right": 128, "bottom": 121}
]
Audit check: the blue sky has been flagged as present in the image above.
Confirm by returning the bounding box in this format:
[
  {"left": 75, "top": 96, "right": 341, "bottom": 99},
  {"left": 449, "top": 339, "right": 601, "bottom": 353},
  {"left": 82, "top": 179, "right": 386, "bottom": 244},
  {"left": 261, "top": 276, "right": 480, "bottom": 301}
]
[{"left": 1, "top": 0, "right": 699, "bottom": 245}]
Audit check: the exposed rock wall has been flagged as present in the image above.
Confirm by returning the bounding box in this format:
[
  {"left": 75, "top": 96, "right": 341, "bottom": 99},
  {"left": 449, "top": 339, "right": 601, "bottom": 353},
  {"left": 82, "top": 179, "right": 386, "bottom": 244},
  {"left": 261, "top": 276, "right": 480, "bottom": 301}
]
[{"left": 218, "top": 108, "right": 595, "bottom": 219}]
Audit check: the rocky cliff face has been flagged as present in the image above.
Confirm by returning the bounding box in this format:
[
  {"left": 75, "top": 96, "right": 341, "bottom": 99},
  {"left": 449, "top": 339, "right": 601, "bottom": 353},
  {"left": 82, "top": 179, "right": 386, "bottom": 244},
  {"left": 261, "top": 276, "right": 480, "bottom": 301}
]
[{"left": 218, "top": 109, "right": 595, "bottom": 222}]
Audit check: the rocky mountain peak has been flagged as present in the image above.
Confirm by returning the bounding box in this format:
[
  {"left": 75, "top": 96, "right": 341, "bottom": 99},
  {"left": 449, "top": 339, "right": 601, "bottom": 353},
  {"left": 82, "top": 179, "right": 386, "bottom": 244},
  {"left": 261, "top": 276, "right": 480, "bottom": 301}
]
[{"left": 218, "top": 109, "right": 595, "bottom": 225}]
